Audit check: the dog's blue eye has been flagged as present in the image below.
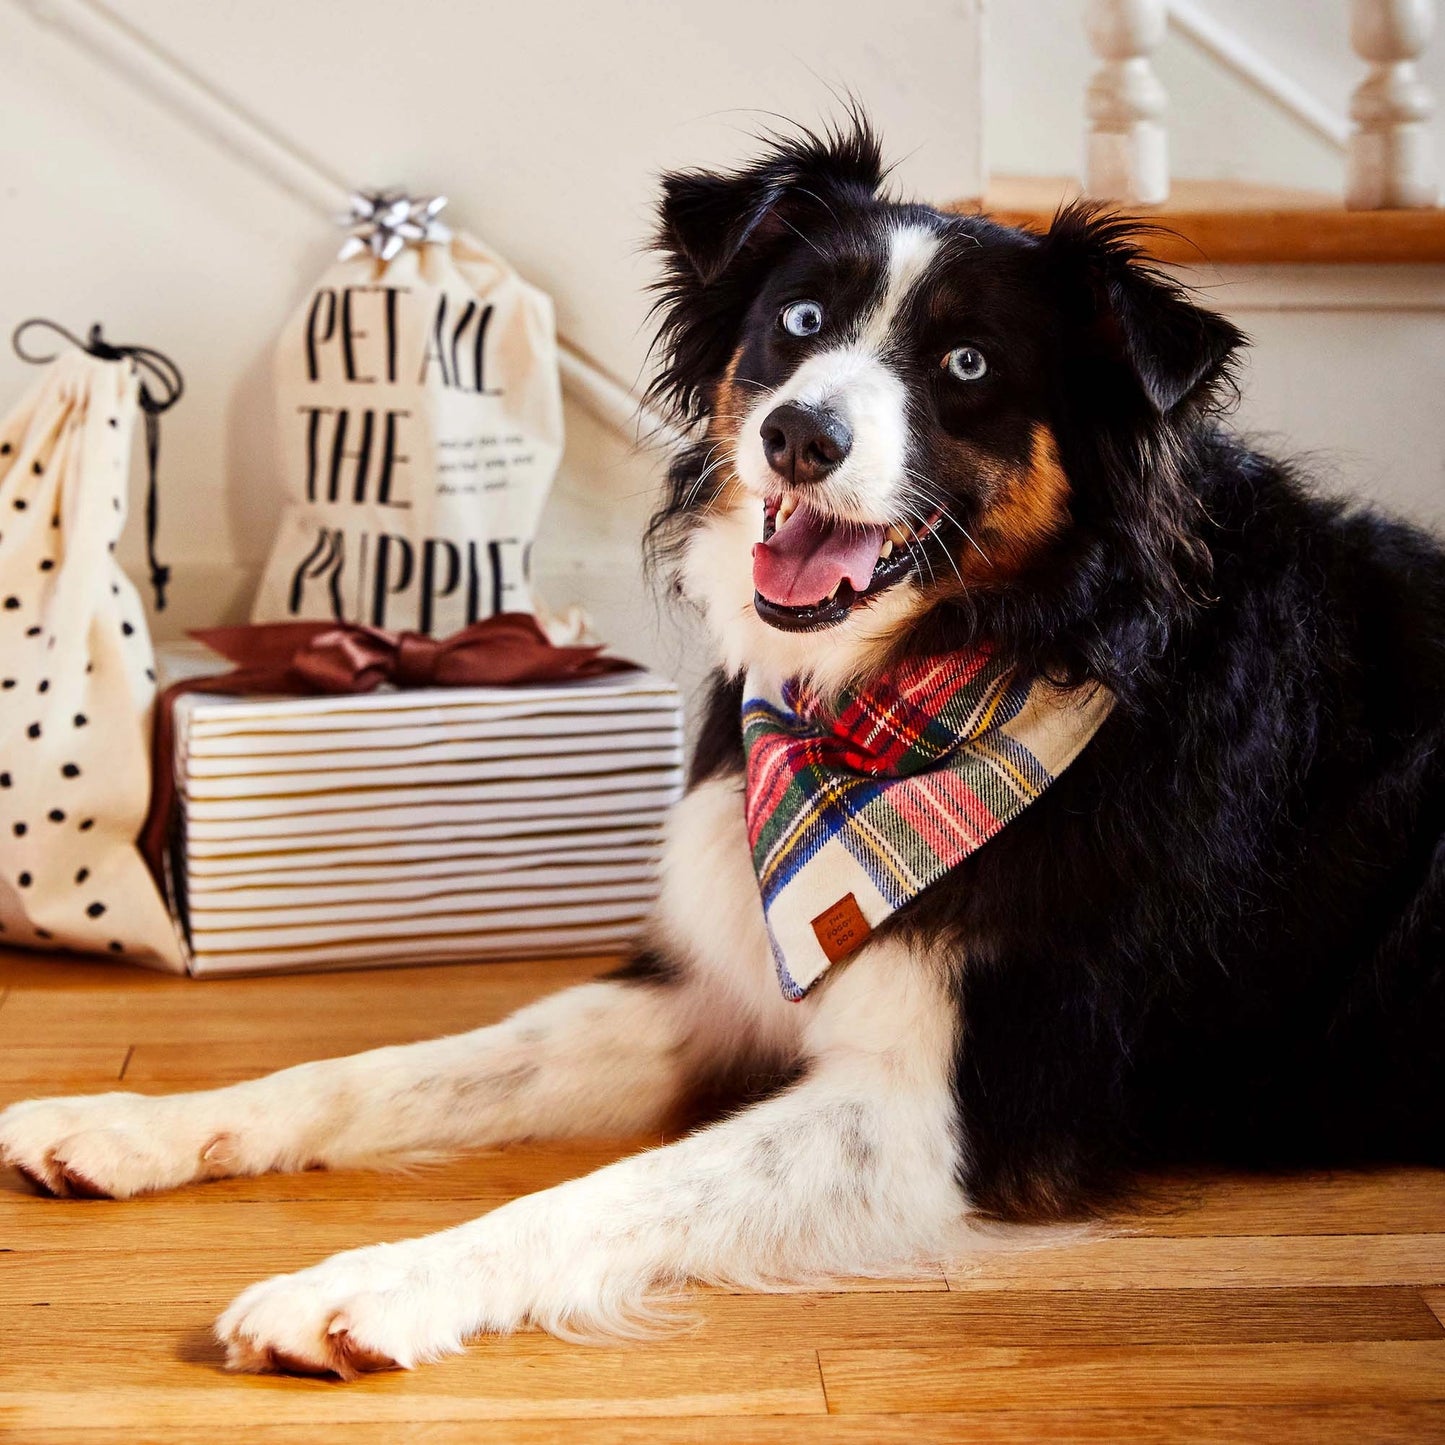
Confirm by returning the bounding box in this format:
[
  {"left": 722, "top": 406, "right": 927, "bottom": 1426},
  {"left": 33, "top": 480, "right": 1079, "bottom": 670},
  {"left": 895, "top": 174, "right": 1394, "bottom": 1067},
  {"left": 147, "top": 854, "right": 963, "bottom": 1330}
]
[
  {"left": 780, "top": 301, "right": 824, "bottom": 338},
  {"left": 944, "top": 346, "right": 988, "bottom": 381}
]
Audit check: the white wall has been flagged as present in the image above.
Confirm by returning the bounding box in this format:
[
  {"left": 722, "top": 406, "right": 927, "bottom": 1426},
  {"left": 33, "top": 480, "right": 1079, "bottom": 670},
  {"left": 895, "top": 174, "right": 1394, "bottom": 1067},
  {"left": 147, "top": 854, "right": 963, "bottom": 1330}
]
[{"left": 1187, "top": 267, "right": 1445, "bottom": 527}]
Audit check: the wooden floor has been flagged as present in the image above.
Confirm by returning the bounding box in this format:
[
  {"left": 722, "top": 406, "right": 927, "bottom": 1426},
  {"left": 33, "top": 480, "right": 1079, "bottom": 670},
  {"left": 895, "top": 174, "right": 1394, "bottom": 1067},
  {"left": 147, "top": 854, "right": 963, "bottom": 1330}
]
[{"left": 1, "top": 952, "right": 1443, "bottom": 1442}]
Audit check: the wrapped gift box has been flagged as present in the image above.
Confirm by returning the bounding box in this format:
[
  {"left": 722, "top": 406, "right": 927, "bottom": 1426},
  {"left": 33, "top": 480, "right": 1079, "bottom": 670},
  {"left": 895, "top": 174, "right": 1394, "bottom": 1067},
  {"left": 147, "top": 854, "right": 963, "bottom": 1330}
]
[{"left": 158, "top": 647, "right": 684, "bottom": 975}]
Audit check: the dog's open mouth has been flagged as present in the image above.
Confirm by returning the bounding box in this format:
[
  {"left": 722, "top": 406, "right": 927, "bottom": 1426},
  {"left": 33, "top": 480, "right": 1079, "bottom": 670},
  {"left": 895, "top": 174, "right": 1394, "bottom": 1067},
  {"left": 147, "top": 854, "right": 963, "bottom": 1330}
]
[{"left": 752, "top": 498, "right": 937, "bottom": 631}]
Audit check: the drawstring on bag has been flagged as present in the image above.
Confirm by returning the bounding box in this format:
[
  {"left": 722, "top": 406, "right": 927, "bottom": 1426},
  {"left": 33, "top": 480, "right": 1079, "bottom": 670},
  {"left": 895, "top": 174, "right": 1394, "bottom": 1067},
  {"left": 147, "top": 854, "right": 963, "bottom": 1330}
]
[{"left": 12, "top": 318, "right": 183, "bottom": 611}]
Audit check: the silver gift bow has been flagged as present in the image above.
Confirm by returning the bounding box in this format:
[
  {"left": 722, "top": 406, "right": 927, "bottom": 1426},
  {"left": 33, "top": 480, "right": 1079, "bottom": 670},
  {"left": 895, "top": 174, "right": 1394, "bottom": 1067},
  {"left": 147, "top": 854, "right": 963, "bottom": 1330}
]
[{"left": 336, "top": 190, "right": 451, "bottom": 262}]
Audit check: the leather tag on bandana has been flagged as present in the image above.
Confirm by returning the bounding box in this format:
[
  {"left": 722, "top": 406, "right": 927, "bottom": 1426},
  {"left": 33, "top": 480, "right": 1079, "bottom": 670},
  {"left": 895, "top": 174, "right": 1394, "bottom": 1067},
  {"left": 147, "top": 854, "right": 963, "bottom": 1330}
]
[{"left": 811, "top": 893, "right": 872, "bottom": 964}]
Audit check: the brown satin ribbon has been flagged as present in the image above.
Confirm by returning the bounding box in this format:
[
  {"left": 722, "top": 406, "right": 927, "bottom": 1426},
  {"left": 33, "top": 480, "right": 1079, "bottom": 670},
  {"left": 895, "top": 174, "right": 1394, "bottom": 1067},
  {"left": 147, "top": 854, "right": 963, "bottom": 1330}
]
[{"left": 140, "top": 613, "right": 639, "bottom": 890}]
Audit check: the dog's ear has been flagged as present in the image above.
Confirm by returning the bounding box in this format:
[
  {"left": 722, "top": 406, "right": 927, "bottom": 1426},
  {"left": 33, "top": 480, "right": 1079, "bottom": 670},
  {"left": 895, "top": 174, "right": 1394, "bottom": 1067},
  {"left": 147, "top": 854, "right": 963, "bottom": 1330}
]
[
  {"left": 658, "top": 118, "right": 886, "bottom": 285},
  {"left": 648, "top": 117, "right": 886, "bottom": 422},
  {"left": 1043, "top": 203, "right": 1245, "bottom": 415}
]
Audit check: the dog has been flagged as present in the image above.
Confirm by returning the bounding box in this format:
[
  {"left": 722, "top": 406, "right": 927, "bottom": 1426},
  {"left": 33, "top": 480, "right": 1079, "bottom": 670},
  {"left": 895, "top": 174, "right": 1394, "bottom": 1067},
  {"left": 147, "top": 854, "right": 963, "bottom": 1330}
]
[{"left": 3, "top": 118, "right": 1443, "bottom": 1378}]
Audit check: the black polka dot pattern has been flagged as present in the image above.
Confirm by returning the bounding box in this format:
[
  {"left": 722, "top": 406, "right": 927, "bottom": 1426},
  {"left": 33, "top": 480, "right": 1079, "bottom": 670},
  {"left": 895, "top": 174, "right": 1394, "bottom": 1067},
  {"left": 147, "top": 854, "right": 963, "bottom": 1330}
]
[{"left": 0, "top": 399, "right": 156, "bottom": 965}]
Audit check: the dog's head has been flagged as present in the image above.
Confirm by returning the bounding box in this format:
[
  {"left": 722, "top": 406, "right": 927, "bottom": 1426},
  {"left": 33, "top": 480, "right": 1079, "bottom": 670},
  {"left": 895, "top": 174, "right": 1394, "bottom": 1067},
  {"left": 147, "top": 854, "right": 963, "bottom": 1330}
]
[{"left": 647, "top": 118, "right": 1244, "bottom": 692}]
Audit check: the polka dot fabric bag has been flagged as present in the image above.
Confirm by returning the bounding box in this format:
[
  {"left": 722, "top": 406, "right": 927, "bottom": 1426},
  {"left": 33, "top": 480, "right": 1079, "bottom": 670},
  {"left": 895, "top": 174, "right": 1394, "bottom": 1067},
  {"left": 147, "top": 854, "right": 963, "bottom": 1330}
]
[{"left": 0, "top": 323, "right": 184, "bottom": 970}]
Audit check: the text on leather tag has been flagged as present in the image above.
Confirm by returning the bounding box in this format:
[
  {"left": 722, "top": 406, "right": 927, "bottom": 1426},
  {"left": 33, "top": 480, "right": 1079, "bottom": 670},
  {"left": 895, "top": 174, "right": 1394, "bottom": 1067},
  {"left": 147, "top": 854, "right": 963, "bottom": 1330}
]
[{"left": 810, "top": 893, "right": 872, "bottom": 964}]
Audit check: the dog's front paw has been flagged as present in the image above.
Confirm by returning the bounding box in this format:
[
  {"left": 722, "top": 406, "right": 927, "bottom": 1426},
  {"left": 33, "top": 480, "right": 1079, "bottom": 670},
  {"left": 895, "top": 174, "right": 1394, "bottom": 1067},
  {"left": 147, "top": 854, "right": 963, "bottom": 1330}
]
[
  {"left": 216, "top": 1242, "right": 467, "bottom": 1378},
  {"left": 0, "top": 1093, "right": 223, "bottom": 1199}
]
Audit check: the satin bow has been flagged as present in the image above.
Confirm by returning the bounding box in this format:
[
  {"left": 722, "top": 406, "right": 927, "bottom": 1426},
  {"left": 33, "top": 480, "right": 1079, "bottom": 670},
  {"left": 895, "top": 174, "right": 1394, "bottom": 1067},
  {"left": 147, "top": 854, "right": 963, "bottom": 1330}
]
[
  {"left": 139, "top": 613, "right": 637, "bottom": 886},
  {"left": 188, "top": 614, "right": 631, "bottom": 693}
]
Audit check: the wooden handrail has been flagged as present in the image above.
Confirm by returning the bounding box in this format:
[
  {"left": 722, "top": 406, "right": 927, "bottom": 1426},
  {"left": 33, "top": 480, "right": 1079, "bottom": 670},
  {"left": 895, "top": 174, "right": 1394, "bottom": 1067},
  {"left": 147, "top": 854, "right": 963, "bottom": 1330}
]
[{"left": 949, "top": 176, "right": 1445, "bottom": 265}]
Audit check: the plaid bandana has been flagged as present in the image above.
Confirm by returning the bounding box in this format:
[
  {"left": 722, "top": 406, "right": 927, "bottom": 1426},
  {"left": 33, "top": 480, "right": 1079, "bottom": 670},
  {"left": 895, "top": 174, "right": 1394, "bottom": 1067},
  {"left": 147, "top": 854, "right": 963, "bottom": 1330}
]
[{"left": 743, "top": 649, "right": 1114, "bottom": 999}]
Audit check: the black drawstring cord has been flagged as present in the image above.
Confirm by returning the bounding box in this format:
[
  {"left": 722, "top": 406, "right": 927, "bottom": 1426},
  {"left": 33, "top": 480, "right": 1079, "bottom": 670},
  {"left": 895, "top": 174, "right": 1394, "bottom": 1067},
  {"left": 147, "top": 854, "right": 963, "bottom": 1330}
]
[{"left": 12, "top": 319, "right": 183, "bottom": 611}]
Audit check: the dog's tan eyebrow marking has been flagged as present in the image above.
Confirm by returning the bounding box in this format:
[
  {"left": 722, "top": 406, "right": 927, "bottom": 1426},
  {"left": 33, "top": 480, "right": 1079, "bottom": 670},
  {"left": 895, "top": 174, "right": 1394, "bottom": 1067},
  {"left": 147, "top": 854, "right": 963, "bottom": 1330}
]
[{"left": 857, "top": 224, "right": 941, "bottom": 352}]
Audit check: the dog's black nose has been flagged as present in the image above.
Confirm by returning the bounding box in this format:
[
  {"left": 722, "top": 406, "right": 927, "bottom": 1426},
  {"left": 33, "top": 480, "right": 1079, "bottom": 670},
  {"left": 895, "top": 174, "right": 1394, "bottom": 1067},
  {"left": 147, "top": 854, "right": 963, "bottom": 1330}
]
[{"left": 760, "top": 403, "right": 852, "bottom": 484}]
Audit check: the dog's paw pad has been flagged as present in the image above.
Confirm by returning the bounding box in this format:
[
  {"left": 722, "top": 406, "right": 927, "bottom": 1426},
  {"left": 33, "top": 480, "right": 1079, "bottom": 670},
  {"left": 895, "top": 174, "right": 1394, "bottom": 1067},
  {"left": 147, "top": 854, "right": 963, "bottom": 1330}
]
[
  {"left": 217, "top": 1251, "right": 459, "bottom": 1380},
  {"left": 51, "top": 1159, "right": 111, "bottom": 1199},
  {"left": 327, "top": 1315, "right": 400, "bottom": 1378},
  {"left": 0, "top": 1096, "right": 222, "bottom": 1199}
]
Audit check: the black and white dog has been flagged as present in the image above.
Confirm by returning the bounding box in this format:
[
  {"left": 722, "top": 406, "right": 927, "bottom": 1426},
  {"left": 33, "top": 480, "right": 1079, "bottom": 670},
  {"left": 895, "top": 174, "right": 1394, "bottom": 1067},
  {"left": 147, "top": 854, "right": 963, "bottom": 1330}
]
[{"left": 3, "top": 120, "right": 1443, "bottom": 1377}]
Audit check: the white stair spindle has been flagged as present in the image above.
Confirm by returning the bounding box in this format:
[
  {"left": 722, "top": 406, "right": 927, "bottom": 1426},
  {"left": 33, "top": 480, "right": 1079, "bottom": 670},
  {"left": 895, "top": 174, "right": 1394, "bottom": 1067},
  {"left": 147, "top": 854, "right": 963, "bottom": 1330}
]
[
  {"left": 1084, "top": 0, "right": 1170, "bottom": 205},
  {"left": 1346, "top": 0, "right": 1438, "bottom": 209}
]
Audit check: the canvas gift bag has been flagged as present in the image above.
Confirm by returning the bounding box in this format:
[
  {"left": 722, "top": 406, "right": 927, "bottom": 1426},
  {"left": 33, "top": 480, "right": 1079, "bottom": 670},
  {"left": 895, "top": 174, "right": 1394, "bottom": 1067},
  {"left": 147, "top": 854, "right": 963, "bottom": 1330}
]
[
  {"left": 252, "top": 191, "right": 565, "bottom": 636},
  {"left": 0, "top": 322, "right": 185, "bottom": 970}
]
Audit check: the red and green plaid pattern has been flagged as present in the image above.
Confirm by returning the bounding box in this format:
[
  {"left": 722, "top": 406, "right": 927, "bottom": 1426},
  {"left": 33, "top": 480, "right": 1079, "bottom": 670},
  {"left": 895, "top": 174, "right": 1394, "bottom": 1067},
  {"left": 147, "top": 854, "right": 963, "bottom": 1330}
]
[{"left": 743, "top": 649, "right": 1114, "bottom": 999}]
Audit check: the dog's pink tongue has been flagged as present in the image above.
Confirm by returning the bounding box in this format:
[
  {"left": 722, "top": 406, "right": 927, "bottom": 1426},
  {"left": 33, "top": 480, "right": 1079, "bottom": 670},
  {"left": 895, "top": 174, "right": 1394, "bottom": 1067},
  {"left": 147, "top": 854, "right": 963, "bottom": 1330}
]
[{"left": 753, "top": 506, "right": 884, "bottom": 608}]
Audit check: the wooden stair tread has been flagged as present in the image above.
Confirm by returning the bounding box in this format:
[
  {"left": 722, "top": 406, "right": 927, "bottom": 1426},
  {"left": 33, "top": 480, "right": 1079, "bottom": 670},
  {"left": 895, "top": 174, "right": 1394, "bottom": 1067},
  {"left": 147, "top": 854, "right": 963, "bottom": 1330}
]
[{"left": 945, "top": 177, "right": 1445, "bottom": 266}]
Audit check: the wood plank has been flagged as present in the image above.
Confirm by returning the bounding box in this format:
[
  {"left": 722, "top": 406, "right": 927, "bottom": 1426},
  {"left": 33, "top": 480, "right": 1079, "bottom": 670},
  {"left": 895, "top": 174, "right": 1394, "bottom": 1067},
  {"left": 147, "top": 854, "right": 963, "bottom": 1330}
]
[
  {"left": 818, "top": 1340, "right": 1445, "bottom": 1414},
  {"left": 0, "top": 1198, "right": 513, "bottom": 1254},
  {"left": 693, "top": 1286, "right": 1444, "bottom": 1348},
  {"left": 10, "top": 1405, "right": 1445, "bottom": 1444},
  {"left": 0, "top": 957, "right": 609, "bottom": 1047},
  {"left": 6, "top": 1287, "right": 1434, "bottom": 1351},
  {"left": 0, "top": 1337, "right": 824, "bottom": 1429},
  {"left": 2, "top": 1288, "right": 1433, "bottom": 1352},
  {"left": 1425, "top": 1289, "right": 1445, "bottom": 1330},
  {"left": 1118, "top": 1169, "right": 1445, "bottom": 1238},
  {"left": 946, "top": 1233, "right": 1445, "bottom": 1292},
  {"left": 0, "top": 1047, "right": 129, "bottom": 1085},
  {"left": 0, "top": 949, "right": 619, "bottom": 993},
  {"left": 0, "top": 950, "right": 186, "bottom": 990},
  {"left": 946, "top": 176, "right": 1445, "bottom": 265}
]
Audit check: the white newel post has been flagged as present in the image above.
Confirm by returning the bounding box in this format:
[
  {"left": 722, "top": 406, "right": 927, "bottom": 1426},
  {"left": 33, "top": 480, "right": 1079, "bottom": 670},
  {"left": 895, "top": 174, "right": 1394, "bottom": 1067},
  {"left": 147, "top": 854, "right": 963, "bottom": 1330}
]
[
  {"left": 1346, "top": 0, "right": 1438, "bottom": 209},
  {"left": 1084, "top": 0, "right": 1169, "bottom": 205}
]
